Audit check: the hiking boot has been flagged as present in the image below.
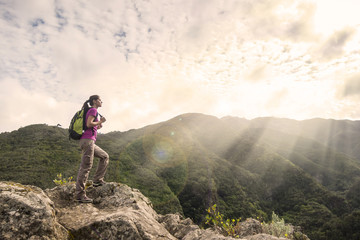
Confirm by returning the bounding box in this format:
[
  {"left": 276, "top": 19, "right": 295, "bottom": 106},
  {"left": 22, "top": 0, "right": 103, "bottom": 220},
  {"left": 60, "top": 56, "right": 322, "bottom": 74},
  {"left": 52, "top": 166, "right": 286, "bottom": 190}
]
[
  {"left": 76, "top": 196, "right": 93, "bottom": 203},
  {"left": 93, "top": 180, "right": 106, "bottom": 187}
]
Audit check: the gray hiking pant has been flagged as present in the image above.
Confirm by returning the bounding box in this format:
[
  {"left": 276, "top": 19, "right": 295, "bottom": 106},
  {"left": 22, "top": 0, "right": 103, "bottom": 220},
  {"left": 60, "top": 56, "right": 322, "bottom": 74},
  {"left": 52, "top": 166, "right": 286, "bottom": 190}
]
[{"left": 75, "top": 139, "right": 109, "bottom": 199}]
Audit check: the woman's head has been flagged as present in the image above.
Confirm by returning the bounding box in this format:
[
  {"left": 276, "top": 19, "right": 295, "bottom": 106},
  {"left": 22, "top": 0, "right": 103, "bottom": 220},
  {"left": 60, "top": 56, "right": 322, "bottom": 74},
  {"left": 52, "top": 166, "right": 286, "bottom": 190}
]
[
  {"left": 83, "top": 95, "right": 102, "bottom": 110},
  {"left": 88, "top": 95, "right": 100, "bottom": 106}
]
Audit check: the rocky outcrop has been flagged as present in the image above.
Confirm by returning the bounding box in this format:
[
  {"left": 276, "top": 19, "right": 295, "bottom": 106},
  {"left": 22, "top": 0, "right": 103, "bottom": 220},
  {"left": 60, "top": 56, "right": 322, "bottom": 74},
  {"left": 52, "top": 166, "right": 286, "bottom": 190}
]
[
  {"left": 0, "top": 182, "right": 67, "bottom": 240},
  {"left": 0, "top": 181, "right": 299, "bottom": 240},
  {"left": 46, "top": 182, "right": 176, "bottom": 239}
]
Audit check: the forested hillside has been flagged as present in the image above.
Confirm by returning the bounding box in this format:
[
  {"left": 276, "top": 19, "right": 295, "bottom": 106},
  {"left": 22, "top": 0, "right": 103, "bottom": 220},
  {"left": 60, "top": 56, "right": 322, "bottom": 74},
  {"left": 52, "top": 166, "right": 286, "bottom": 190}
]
[{"left": 1, "top": 113, "right": 360, "bottom": 240}]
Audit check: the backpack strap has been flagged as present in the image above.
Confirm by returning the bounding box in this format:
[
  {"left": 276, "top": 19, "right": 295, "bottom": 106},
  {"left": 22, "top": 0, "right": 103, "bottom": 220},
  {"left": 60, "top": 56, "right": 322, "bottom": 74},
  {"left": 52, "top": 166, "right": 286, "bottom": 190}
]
[
  {"left": 83, "top": 108, "right": 89, "bottom": 131},
  {"left": 92, "top": 112, "right": 99, "bottom": 136}
]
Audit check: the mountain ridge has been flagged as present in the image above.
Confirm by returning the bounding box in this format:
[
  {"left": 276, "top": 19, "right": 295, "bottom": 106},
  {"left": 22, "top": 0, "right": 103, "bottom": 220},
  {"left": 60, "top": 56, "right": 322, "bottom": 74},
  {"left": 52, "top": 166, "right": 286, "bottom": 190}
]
[{"left": 1, "top": 113, "right": 360, "bottom": 239}]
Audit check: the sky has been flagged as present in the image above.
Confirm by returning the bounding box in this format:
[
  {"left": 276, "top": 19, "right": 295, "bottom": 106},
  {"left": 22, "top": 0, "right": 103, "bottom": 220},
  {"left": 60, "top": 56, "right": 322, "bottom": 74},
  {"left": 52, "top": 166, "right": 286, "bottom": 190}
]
[{"left": 1, "top": 0, "right": 360, "bottom": 133}]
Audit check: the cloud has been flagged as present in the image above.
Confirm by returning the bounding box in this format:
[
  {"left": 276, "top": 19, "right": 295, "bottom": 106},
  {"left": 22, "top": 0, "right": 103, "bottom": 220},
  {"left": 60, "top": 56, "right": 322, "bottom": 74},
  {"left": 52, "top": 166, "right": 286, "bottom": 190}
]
[
  {"left": 0, "top": 78, "right": 74, "bottom": 132},
  {"left": 2, "top": 0, "right": 360, "bottom": 133},
  {"left": 245, "top": 64, "right": 271, "bottom": 82},
  {"left": 317, "top": 27, "right": 356, "bottom": 60},
  {"left": 230, "top": 0, "right": 317, "bottom": 41},
  {"left": 340, "top": 73, "right": 360, "bottom": 98}
]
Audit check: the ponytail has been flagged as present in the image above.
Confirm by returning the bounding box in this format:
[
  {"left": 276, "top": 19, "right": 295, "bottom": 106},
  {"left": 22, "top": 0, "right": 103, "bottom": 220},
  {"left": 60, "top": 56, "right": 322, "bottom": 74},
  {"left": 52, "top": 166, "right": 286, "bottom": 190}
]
[
  {"left": 82, "top": 100, "right": 90, "bottom": 112},
  {"left": 82, "top": 95, "right": 100, "bottom": 111}
]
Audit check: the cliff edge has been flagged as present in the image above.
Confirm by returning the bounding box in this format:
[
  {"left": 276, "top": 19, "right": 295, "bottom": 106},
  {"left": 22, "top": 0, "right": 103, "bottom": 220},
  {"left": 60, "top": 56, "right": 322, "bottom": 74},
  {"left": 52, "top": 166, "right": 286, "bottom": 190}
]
[{"left": 0, "top": 181, "right": 294, "bottom": 240}]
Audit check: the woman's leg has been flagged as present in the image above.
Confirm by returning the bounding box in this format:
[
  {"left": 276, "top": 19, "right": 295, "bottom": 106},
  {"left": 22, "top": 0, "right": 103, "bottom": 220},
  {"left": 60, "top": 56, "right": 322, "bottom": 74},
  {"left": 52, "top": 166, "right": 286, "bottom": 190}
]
[
  {"left": 93, "top": 144, "right": 109, "bottom": 183},
  {"left": 75, "top": 139, "right": 95, "bottom": 199}
]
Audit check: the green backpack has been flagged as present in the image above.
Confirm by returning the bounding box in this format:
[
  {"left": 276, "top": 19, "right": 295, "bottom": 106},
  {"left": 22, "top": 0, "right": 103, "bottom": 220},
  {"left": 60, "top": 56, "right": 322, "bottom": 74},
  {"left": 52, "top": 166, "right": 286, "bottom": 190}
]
[
  {"left": 69, "top": 109, "right": 86, "bottom": 140},
  {"left": 69, "top": 108, "right": 100, "bottom": 140}
]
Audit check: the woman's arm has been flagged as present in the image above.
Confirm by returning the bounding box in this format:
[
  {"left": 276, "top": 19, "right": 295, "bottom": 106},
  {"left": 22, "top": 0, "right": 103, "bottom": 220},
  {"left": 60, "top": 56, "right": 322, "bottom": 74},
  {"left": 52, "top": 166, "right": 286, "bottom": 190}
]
[{"left": 86, "top": 115, "right": 106, "bottom": 128}]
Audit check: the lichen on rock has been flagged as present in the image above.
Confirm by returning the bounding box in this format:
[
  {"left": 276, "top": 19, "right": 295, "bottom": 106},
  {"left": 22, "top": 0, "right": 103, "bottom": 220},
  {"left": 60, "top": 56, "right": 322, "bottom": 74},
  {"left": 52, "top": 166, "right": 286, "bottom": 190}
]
[{"left": 0, "top": 181, "right": 68, "bottom": 240}]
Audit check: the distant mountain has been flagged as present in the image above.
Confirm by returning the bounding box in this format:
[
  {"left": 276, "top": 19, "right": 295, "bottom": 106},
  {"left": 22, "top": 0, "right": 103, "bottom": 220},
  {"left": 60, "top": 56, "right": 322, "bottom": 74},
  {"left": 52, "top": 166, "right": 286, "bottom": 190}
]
[
  {"left": 1, "top": 113, "right": 360, "bottom": 240},
  {"left": 222, "top": 116, "right": 360, "bottom": 162}
]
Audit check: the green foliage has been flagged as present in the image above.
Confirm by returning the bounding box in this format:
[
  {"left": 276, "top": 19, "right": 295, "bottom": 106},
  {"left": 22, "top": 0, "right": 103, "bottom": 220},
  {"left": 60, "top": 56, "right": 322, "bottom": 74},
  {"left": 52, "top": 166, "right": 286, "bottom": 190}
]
[
  {"left": 2, "top": 115, "right": 360, "bottom": 239},
  {"left": 53, "top": 173, "right": 74, "bottom": 186},
  {"left": 0, "top": 124, "right": 80, "bottom": 189},
  {"left": 205, "top": 204, "right": 241, "bottom": 238},
  {"left": 262, "top": 212, "right": 293, "bottom": 239},
  {"left": 205, "top": 206, "right": 305, "bottom": 240},
  {"left": 346, "top": 179, "right": 360, "bottom": 209}
]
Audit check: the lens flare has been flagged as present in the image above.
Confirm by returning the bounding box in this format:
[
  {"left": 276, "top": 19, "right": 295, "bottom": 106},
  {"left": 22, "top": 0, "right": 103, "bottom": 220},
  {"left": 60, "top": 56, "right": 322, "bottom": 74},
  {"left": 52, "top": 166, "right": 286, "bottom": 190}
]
[
  {"left": 150, "top": 140, "right": 174, "bottom": 165},
  {"left": 142, "top": 133, "right": 189, "bottom": 198},
  {"left": 143, "top": 134, "right": 185, "bottom": 168}
]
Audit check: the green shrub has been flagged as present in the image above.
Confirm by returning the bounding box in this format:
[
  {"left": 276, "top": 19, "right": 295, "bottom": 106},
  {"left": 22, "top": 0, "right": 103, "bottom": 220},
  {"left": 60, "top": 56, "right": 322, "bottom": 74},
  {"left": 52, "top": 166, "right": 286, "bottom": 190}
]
[
  {"left": 205, "top": 204, "right": 242, "bottom": 237},
  {"left": 53, "top": 173, "right": 74, "bottom": 186},
  {"left": 262, "top": 212, "right": 293, "bottom": 239},
  {"left": 205, "top": 206, "right": 304, "bottom": 239}
]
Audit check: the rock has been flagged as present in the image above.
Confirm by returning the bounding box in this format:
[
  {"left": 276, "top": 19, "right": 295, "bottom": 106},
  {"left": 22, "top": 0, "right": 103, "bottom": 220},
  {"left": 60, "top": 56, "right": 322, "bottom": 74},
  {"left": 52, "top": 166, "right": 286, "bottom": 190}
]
[
  {"left": 0, "top": 181, "right": 68, "bottom": 240},
  {"left": 236, "top": 218, "right": 263, "bottom": 237},
  {"left": 0, "top": 181, "right": 303, "bottom": 239},
  {"left": 46, "top": 182, "right": 175, "bottom": 240},
  {"left": 244, "top": 234, "right": 287, "bottom": 240},
  {"left": 158, "top": 213, "right": 238, "bottom": 240},
  {"left": 158, "top": 213, "right": 199, "bottom": 239},
  {"left": 46, "top": 182, "right": 238, "bottom": 239}
]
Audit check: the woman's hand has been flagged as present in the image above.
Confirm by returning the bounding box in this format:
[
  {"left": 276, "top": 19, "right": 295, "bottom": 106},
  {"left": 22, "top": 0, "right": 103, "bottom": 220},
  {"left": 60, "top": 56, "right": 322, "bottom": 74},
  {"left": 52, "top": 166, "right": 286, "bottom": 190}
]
[
  {"left": 87, "top": 115, "right": 106, "bottom": 128},
  {"left": 100, "top": 116, "right": 106, "bottom": 123}
]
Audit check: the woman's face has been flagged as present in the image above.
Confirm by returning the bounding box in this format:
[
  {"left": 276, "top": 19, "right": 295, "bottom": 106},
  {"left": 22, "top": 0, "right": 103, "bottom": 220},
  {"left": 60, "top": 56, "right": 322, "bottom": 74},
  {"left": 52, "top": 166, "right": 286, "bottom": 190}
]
[{"left": 92, "top": 97, "right": 102, "bottom": 108}]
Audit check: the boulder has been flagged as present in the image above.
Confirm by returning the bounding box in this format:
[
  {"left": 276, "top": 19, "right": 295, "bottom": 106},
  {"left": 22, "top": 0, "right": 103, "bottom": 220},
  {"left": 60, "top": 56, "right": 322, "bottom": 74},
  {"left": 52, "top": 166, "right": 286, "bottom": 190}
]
[
  {"left": 0, "top": 182, "right": 67, "bottom": 240},
  {"left": 245, "top": 234, "right": 287, "bottom": 240},
  {"left": 236, "top": 218, "right": 263, "bottom": 237},
  {"left": 158, "top": 213, "right": 237, "bottom": 240},
  {"left": 45, "top": 182, "right": 176, "bottom": 240},
  {"left": 45, "top": 182, "right": 242, "bottom": 239}
]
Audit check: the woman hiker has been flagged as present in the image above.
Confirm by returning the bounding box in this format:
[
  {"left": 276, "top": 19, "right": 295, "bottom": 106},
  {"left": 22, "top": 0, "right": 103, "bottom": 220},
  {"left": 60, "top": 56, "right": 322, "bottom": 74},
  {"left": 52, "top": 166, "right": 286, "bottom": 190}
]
[{"left": 75, "top": 95, "right": 109, "bottom": 203}]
